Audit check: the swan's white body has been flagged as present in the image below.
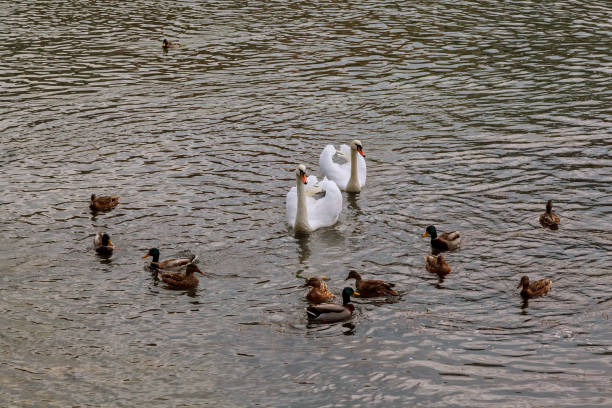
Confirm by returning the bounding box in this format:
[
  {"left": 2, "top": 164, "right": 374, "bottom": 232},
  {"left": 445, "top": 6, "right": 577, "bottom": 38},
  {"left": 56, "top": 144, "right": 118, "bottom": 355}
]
[
  {"left": 286, "top": 166, "right": 342, "bottom": 233},
  {"left": 319, "top": 141, "right": 366, "bottom": 192}
]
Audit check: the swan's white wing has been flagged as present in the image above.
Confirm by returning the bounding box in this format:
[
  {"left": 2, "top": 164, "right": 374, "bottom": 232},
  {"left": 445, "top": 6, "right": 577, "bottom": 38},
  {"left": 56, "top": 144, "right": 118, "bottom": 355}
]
[
  {"left": 307, "top": 178, "right": 342, "bottom": 230},
  {"left": 319, "top": 145, "right": 350, "bottom": 189},
  {"left": 285, "top": 187, "right": 297, "bottom": 227},
  {"left": 340, "top": 144, "right": 366, "bottom": 187}
]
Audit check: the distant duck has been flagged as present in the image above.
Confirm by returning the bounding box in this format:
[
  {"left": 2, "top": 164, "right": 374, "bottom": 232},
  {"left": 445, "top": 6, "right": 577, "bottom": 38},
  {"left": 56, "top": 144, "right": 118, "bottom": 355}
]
[
  {"left": 94, "top": 232, "right": 114, "bottom": 254},
  {"left": 143, "top": 248, "right": 197, "bottom": 270},
  {"left": 303, "top": 276, "right": 334, "bottom": 304},
  {"left": 345, "top": 270, "right": 399, "bottom": 297},
  {"left": 517, "top": 275, "right": 551, "bottom": 299},
  {"left": 285, "top": 164, "right": 343, "bottom": 234},
  {"left": 425, "top": 254, "right": 451, "bottom": 274},
  {"left": 160, "top": 264, "right": 203, "bottom": 290},
  {"left": 90, "top": 194, "right": 120, "bottom": 212},
  {"left": 306, "top": 287, "right": 359, "bottom": 323},
  {"left": 162, "top": 38, "right": 180, "bottom": 49},
  {"left": 422, "top": 225, "right": 461, "bottom": 254},
  {"left": 319, "top": 140, "right": 366, "bottom": 192},
  {"left": 539, "top": 200, "right": 560, "bottom": 230}
]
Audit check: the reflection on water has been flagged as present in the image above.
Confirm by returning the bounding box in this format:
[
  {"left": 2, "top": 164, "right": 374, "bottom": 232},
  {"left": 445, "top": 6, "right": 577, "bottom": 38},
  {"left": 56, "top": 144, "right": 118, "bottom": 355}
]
[{"left": 1, "top": 0, "right": 611, "bottom": 406}]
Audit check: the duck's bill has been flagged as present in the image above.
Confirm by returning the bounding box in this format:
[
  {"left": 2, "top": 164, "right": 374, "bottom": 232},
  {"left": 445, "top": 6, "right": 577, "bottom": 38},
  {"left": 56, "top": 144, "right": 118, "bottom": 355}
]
[
  {"left": 422, "top": 232, "right": 429, "bottom": 237},
  {"left": 143, "top": 253, "right": 150, "bottom": 259},
  {"left": 354, "top": 291, "right": 361, "bottom": 296},
  {"left": 301, "top": 174, "right": 307, "bottom": 184},
  {"left": 516, "top": 284, "right": 522, "bottom": 289},
  {"left": 108, "top": 240, "right": 114, "bottom": 247}
]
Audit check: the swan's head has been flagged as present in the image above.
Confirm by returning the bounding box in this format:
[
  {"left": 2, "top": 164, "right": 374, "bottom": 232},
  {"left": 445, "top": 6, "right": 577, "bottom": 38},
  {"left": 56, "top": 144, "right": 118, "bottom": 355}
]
[
  {"left": 517, "top": 275, "right": 530, "bottom": 289},
  {"left": 345, "top": 270, "right": 362, "bottom": 281},
  {"left": 351, "top": 140, "right": 365, "bottom": 157},
  {"left": 296, "top": 164, "right": 307, "bottom": 184}
]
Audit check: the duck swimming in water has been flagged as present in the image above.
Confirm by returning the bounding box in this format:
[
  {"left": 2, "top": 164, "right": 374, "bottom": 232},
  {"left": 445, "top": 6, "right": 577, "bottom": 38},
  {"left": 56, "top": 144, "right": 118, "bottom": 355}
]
[
  {"left": 302, "top": 276, "right": 334, "bottom": 304},
  {"left": 539, "top": 200, "right": 560, "bottom": 230},
  {"left": 517, "top": 275, "right": 551, "bottom": 299},
  {"left": 94, "top": 232, "right": 114, "bottom": 254},
  {"left": 90, "top": 194, "right": 120, "bottom": 212},
  {"left": 160, "top": 264, "right": 204, "bottom": 290},
  {"left": 422, "top": 225, "right": 461, "bottom": 254},
  {"left": 345, "top": 270, "right": 399, "bottom": 297},
  {"left": 306, "top": 287, "right": 359, "bottom": 323},
  {"left": 143, "top": 248, "right": 197, "bottom": 270}
]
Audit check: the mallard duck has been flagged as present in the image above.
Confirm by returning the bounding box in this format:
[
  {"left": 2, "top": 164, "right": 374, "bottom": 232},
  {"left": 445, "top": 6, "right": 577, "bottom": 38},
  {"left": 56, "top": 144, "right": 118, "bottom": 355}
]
[
  {"left": 345, "top": 270, "right": 399, "bottom": 297},
  {"left": 303, "top": 276, "right": 334, "bottom": 304},
  {"left": 160, "top": 264, "right": 203, "bottom": 289},
  {"left": 517, "top": 275, "right": 551, "bottom": 299},
  {"left": 422, "top": 225, "right": 461, "bottom": 254},
  {"left": 143, "top": 248, "right": 197, "bottom": 270},
  {"left": 306, "top": 287, "right": 359, "bottom": 323},
  {"left": 162, "top": 38, "right": 180, "bottom": 49},
  {"left": 90, "top": 194, "right": 120, "bottom": 212},
  {"left": 540, "top": 200, "right": 560, "bottom": 230},
  {"left": 425, "top": 254, "right": 451, "bottom": 274},
  {"left": 93, "top": 232, "right": 114, "bottom": 254}
]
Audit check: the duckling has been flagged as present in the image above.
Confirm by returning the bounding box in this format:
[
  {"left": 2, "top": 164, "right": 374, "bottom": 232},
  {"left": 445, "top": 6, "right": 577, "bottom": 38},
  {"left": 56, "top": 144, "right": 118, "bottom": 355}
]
[
  {"left": 422, "top": 225, "right": 461, "bottom": 254},
  {"left": 540, "top": 200, "right": 560, "bottom": 230},
  {"left": 306, "top": 287, "right": 359, "bottom": 323},
  {"left": 93, "top": 232, "right": 114, "bottom": 254},
  {"left": 90, "top": 194, "right": 120, "bottom": 212},
  {"left": 425, "top": 254, "right": 451, "bottom": 274},
  {"left": 162, "top": 38, "right": 180, "bottom": 49},
  {"left": 160, "top": 264, "right": 203, "bottom": 290},
  {"left": 143, "top": 248, "right": 197, "bottom": 270},
  {"left": 302, "top": 276, "right": 334, "bottom": 304},
  {"left": 345, "top": 270, "right": 399, "bottom": 297},
  {"left": 517, "top": 275, "right": 551, "bottom": 299}
]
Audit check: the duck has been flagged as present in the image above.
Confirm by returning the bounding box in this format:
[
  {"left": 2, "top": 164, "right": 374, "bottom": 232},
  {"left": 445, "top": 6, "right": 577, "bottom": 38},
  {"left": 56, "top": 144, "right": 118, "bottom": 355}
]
[
  {"left": 517, "top": 275, "right": 551, "bottom": 299},
  {"left": 303, "top": 276, "right": 334, "bottom": 304},
  {"left": 160, "top": 264, "right": 203, "bottom": 290},
  {"left": 90, "top": 194, "right": 120, "bottom": 212},
  {"left": 540, "top": 200, "right": 560, "bottom": 230},
  {"left": 93, "top": 232, "right": 114, "bottom": 254},
  {"left": 319, "top": 140, "right": 366, "bottom": 192},
  {"left": 345, "top": 270, "right": 399, "bottom": 297},
  {"left": 286, "top": 164, "right": 342, "bottom": 234},
  {"left": 143, "top": 248, "right": 197, "bottom": 270},
  {"left": 306, "top": 287, "right": 359, "bottom": 323},
  {"left": 425, "top": 254, "right": 451, "bottom": 274},
  {"left": 422, "top": 225, "right": 461, "bottom": 254},
  {"left": 162, "top": 38, "right": 180, "bottom": 49}
]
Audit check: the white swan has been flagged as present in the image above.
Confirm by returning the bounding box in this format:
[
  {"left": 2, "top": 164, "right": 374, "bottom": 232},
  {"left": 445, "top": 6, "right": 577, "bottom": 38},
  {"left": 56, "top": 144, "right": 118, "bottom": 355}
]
[
  {"left": 286, "top": 164, "right": 342, "bottom": 234},
  {"left": 319, "top": 140, "right": 366, "bottom": 192}
]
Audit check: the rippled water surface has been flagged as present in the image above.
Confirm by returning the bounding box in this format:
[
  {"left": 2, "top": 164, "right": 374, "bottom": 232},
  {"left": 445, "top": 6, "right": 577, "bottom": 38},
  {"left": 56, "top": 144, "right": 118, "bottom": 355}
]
[{"left": 2, "top": 1, "right": 611, "bottom": 406}]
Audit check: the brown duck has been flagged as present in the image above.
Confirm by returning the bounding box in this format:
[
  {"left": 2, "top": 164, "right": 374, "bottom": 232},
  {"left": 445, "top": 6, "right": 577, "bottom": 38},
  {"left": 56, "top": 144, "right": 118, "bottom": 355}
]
[
  {"left": 160, "top": 264, "right": 204, "bottom": 290},
  {"left": 539, "top": 200, "right": 560, "bottom": 230},
  {"left": 517, "top": 275, "right": 551, "bottom": 299},
  {"left": 425, "top": 254, "right": 451, "bottom": 274},
  {"left": 345, "top": 270, "right": 398, "bottom": 297},
  {"left": 90, "top": 194, "right": 120, "bottom": 212},
  {"left": 303, "top": 277, "right": 334, "bottom": 304}
]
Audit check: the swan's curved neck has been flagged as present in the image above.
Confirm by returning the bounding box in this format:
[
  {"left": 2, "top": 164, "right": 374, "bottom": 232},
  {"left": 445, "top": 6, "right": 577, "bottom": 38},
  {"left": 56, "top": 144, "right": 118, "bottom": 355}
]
[
  {"left": 294, "top": 176, "right": 310, "bottom": 233},
  {"left": 346, "top": 148, "right": 361, "bottom": 192}
]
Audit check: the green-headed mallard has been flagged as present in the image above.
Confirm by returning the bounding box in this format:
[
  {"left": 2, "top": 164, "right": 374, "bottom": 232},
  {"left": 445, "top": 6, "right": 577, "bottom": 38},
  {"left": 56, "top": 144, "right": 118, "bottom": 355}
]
[
  {"left": 160, "top": 264, "right": 203, "bottom": 290},
  {"left": 425, "top": 254, "right": 451, "bottom": 274},
  {"left": 162, "top": 38, "right": 180, "bottom": 49},
  {"left": 94, "top": 232, "right": 114, "bottom": 254},
  {"left": 422, "top": 225, "right": 461, "bottom": 254},
  {"left": 143, "top": 248, "right": 197, "bottom": 270},
  {"left": 540, "top": 200, "right": 560, "bottom": 230},
  {"left": 517, "top": 275, "right": 551, "bottom": 299},
  {"left": 90, "top": 194, "right": 120, "bottom": 212},
  {"left": 345, "top": 270, "right": 398, "bottom": 297},
  {"left": 303, "top": 276, "right": 334, "bottom": 304},
  {"left": 306, "top": 287, "right": 359, "bottom": 323}
]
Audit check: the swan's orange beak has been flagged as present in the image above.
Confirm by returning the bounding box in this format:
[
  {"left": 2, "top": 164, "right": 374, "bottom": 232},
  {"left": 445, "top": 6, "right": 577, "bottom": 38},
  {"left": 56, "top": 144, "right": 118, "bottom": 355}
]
[
  {"left": 357, "top": 146, "right": 365, "bottom": 157},
  {"left": 301, "top": 174, "right": 307, "bottom": 184},
  {"left": 422, "top": 232, "right": 429, "bottom": 237}
]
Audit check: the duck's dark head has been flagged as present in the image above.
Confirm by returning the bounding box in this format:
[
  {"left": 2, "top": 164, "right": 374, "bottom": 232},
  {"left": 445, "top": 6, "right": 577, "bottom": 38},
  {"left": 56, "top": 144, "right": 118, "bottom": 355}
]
[
  {"left": 517, "top": 275, "right": 530, "bottom": 289},
  {"left": 90, "top": 194, "right": 96, "bottom": 202},
  {"left": 422, "top": 225, "right": 438, "bottom": 239},
  {"left": 101, "top": 233, "right": 112, "bottom": 246},
  {"left": 546, "top": 200, "right": 553, "bottom": 214},
  {"left": 186, "top": 264, "right": 204, "bottom": 275},
  {"left": 143, "top": 247, "right": 160, "bottom": 262},
  {"left": 341, "top": 287, "right": 359, "bottom": 304},
  {"left": 345, "top": 270, "right": 361, "bottom": 281},
  {"left": 303, "top": 277, "right": 323, "bottom": 288},
  {"left": 162, "top": 39, "right": 169, "bottom": 48}
]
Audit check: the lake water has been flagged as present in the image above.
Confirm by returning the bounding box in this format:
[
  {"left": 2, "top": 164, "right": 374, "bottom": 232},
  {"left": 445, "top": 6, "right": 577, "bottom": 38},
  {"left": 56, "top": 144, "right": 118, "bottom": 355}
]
[{"left": 1, "top": 1, "right": 611, "bottom": 406}]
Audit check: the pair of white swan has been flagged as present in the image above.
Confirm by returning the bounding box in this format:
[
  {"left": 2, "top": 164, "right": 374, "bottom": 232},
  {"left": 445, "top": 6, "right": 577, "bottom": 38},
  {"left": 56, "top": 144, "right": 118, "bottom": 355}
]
[{"left": 286, "top": 140, "right": 366, "bottom": 233}]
